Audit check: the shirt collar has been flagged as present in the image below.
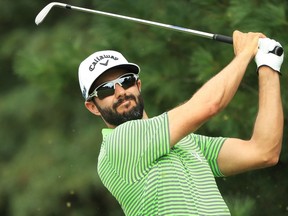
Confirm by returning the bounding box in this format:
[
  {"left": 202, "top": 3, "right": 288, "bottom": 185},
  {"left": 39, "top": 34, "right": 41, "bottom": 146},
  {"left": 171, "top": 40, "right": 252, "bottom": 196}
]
[{"left": 102, "top": 128, "right": 114, "bottom": 138}]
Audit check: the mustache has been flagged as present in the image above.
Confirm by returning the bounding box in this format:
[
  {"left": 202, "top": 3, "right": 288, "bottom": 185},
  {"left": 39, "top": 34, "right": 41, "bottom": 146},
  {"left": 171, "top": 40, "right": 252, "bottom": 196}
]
[{"left": 113, "top": 94, "right": 137, "bottom": 110}]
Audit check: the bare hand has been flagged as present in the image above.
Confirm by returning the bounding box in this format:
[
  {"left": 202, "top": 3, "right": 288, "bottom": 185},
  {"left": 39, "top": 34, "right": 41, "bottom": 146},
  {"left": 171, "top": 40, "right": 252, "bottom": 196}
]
[{"left": 233, "top": 30, "right": 266, "bottom": 60}]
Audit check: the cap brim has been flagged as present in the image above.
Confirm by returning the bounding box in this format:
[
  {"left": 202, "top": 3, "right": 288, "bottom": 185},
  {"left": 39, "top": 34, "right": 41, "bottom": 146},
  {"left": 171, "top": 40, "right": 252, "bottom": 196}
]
[{"left": 111, "top": 64, "right": 139, "bottom": 74}]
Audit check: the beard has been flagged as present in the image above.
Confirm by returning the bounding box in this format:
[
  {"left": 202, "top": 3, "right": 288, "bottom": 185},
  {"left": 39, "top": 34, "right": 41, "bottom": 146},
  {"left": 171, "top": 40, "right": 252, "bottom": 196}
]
[{"left": 95, "top": 94, "right": 144, "bottom": 126}]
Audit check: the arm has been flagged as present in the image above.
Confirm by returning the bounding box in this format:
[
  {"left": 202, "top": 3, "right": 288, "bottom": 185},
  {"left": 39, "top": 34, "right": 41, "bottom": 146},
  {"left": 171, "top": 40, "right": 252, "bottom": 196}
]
[
  {"left": 167, "top": 30, "right": 264, "bottom": 146},
  {"left": 218, "top": 66, "right": 283, "bottom": 176},
  {"left": 217, "top": 37, "right": 284, "bottom": 176}
]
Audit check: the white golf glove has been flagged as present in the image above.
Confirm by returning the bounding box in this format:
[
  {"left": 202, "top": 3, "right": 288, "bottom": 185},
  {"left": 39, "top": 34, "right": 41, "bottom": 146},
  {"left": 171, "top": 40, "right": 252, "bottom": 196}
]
[{"left": 255, "top": 38, "right": 284, "bottom": 74}]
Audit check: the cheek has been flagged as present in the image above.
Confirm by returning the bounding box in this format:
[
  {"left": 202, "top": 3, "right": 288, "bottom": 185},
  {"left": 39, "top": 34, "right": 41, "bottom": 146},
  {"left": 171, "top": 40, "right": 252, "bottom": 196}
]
[
  {"left": 130, "top": 84, "right": 141, "bottom": 96},
  {"left": 95, "top": 97, "right": 113, "bottom": 109}
]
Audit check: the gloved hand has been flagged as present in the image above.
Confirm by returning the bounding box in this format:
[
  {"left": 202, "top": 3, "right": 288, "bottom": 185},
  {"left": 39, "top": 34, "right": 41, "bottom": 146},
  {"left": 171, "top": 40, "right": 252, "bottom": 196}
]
[{"left": 255, "top": 38, "right": 284, "bottom": 74}]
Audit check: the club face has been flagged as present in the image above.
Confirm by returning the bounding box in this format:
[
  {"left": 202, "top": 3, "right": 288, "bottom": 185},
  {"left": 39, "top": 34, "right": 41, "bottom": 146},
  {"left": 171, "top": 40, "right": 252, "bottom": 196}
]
[{"left": 35, "top": 2, "right": 67, "bottom": 25}]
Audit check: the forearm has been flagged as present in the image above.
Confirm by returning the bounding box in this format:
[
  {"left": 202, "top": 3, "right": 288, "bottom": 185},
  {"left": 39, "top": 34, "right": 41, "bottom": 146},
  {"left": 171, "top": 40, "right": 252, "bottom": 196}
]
[
  {"left": 189, "top": 29, "right": 264, "bottom": 114},
  {"left": 168, "top": 31, "right": 262, "bottom": 146},
  {"left": 190, "top": 52, "right": 251, "bottom": 113},
  {"left": 168, "top": 52, "right": 252, "bottom": 146},
  {"left": 251, "top": 66, "right": 283, "bottom": 165}
]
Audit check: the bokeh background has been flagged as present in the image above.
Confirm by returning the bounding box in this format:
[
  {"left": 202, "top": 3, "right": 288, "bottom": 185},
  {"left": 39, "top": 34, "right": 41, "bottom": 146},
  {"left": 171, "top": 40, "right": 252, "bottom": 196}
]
[{"left": 0, "top": 0, "right": 287, "bottom": 215}]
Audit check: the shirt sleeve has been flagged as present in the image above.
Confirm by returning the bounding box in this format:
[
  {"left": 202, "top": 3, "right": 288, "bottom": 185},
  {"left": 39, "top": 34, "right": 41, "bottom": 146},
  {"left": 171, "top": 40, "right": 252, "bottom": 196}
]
[
  {"left": 103, "top": 113, "right": 170, "bottom": 183},
  {"left": 193, "top": 134, "right": 226, "bottom": 177}
]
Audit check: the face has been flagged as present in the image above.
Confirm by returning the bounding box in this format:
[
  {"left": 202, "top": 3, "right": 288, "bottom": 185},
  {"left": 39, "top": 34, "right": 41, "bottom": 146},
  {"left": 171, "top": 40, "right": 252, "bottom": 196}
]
[{"left": 85, "top": 68, "right": 144, "bottom": 127}]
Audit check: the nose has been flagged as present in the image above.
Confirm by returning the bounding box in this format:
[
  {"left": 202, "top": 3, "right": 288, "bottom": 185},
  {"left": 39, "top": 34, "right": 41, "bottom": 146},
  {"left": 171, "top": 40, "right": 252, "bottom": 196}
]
[{"left": 114, "top": 83, "right": 126, "bottom": 98}]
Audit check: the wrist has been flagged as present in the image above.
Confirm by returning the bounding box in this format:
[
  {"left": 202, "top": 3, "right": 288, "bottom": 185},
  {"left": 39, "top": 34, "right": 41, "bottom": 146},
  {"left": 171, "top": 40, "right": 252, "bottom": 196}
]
[
  {"left": 258, "top": 66, "right": 281, "bottom": 78},
  {"left": 258, "top": 65, "right": 282, "bottom": 76},
  {"left": 235, "top": 51, "right": 253, "bottom": 64}
]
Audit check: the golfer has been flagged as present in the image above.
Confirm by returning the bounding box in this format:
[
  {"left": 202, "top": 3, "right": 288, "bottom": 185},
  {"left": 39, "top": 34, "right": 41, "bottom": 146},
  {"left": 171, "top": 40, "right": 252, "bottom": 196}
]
[{"left": 78, "top": 30, "right": 284, "bottom": 215}]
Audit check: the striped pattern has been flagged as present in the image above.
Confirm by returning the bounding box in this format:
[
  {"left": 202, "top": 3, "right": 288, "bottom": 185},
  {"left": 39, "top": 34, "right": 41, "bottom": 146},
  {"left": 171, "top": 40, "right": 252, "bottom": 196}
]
[{"left": 97, "top": 113, "right": 230, "bottom": 215}]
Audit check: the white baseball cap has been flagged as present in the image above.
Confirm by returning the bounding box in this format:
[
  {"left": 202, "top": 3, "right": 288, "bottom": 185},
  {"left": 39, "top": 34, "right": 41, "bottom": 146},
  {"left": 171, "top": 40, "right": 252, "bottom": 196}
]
[{"left": 78, "top": 50, "right": 140, "bottom": 100}]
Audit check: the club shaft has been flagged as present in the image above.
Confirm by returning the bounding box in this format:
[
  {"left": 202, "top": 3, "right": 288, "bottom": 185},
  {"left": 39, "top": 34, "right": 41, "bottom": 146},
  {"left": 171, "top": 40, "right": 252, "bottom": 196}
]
[
  {"left": 36, "top": 3, "right": 283, "bottom": 55},
  {"left": 64, "top": 4, "right": 233, "bottom": 44}
]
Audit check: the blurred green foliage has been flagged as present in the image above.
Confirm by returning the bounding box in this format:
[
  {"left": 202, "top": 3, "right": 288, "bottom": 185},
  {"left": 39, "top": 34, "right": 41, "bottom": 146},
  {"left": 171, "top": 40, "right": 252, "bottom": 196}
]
[{"left": 0, "top": 0, "right": 287, "bottom": 215}]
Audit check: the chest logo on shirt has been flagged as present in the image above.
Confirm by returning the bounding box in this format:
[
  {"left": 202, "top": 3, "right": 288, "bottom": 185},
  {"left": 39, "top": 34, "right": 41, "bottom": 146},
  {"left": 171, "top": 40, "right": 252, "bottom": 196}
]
[{"left": 191, "top": 151, "right": 202, "bottom": 162}]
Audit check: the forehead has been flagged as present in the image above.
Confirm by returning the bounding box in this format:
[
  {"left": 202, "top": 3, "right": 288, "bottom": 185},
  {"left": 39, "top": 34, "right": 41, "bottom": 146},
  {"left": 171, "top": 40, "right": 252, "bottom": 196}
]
[{"left": 95, "top": 67, "right": 129, "bottom": 86}]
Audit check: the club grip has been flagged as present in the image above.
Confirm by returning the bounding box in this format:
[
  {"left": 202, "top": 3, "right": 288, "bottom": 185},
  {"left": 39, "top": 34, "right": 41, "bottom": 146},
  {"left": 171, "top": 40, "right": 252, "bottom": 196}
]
[
  {"left": 269, "top": 46, "right": 284, "bottom": 56},
  {"left": 213, "top": 34, "right": 283, "bottom": 56},
  {"left": 213, "top": 34, "right": 233, "bottom": 44}
]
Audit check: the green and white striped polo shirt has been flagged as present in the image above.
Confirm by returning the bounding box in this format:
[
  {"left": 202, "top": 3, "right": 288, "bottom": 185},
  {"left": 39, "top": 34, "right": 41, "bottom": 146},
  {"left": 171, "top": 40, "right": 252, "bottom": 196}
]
[{"left": 97, "top": 113, "right": 230, "bottom": 215}]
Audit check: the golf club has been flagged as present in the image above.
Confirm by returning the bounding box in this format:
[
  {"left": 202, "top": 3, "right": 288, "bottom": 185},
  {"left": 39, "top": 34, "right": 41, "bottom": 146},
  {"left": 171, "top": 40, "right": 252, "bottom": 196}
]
[{"left": 35, "top": 2, "right": 283, "bottom": 56}]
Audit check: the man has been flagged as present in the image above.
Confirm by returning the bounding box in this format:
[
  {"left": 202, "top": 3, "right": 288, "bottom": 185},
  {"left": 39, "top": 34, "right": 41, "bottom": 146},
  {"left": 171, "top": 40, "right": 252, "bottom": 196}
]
[{"left": 78, "top": 30, "right": 284, "bottom": 215}]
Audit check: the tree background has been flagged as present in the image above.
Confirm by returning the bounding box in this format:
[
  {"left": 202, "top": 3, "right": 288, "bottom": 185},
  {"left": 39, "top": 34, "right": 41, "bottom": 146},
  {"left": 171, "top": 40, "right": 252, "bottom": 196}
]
[{"left": 0, "top": 0, "right": 287, "bottom": 215}]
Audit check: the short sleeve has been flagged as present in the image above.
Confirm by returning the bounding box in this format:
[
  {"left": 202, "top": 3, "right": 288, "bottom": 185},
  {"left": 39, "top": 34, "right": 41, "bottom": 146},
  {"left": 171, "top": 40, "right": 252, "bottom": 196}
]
[{"left": 193, "top": 134, "right": 226, "bottom": 177}]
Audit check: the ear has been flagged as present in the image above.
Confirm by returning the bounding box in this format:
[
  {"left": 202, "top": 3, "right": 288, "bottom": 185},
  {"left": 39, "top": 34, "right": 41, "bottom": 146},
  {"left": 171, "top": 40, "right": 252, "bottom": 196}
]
[
  {"left": 84, "top": 100, "right": 101, "bottom": 116},
  {"left": 136, "top": 79, "right": 142, "bottom": 92}
]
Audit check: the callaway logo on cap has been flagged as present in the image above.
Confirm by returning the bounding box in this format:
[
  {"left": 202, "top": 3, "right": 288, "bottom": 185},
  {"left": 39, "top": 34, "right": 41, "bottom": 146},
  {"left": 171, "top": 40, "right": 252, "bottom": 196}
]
[{"left": 78, "top": 50, "right": 140, "bottom": 100}]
